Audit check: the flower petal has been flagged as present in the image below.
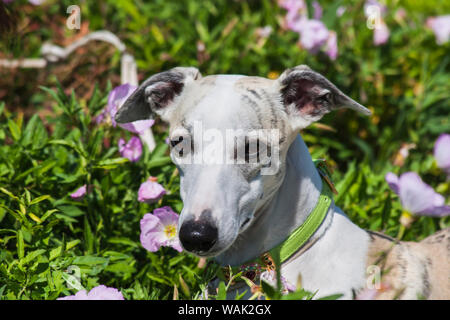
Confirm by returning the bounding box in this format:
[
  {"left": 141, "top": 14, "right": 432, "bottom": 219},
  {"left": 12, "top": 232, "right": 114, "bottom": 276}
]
[
  {"left": 426, "top": 15, "right": 450, "bottom": 45},
  {"left": 434, "top": 133, "right": 450, "bottom": 173},
  {"left": 70, "top": 185, "right": 87, "bottom": 200},
  {"left": 398, "top": 172, "right": 439, "bottom": 214},
  {"left": 385, "top": 172, "right": 400, "bottom": 195},
  {"left": 325, "top": 31, "right": 338, "bottom": 60},
  {"left": 87, "top": 285, "right": 124, "bottom": 300},
  {"left": 57, "top": 290, "right": 89, "bottom": 300},
  {"left": 374, "top": 20, "right": 390, "bottom": 45},
  {"left": 312, "top": 1, "right": 322, "bottom": 20},
  {"left": 419, "top": 205, "right": 450, "bottom": 217},
  {"left": 118, "top": 136, "right": 142, "bottom": 162},
  {"left": 299, "top": 19, "right": 329, "bottom": 53},
  {"left": 119, "top": 119, "right": 155, "bottom": 134},
  {"left": 106, "top": 84, "right": 138, "bottom": 127},
  {"left": 167, "top": 237, "right": 183, "bottom": 253},
  {"left": 153, "top": 206, "right": 179, "bottom": 226},
  {"left": 140, "top": 214, "right": 166, "bottom": 252},
  {"left": 137, "top": 178, "right": 166, "bottom": 203}
]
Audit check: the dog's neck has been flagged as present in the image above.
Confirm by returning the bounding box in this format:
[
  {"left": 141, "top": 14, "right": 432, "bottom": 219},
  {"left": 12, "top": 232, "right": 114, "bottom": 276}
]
[{"left": 215, "top": 134, "right": 325, "bottom": 266}]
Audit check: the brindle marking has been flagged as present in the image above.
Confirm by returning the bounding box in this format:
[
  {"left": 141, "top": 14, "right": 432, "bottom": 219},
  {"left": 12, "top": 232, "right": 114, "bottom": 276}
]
[{"left": 365, "top": 228, "right": 450, "bottom": 299}]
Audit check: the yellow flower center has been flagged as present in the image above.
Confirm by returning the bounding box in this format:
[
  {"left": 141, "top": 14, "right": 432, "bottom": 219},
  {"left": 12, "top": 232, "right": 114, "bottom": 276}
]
[
  {"left": 401, "top": 210, "right": 412, "bottom": 219},
  {"left": 164, "top": 224, "right": 177, "bottom": 239}
]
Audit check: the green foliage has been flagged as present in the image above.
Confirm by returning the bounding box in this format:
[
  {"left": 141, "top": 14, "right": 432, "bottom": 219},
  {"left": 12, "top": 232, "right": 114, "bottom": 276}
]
[
  {"left": 0, "top": 84, "right": 201, "bottom": 300},
  {"left": 0, "top": 0, "right": 449, "bottom": 300}
]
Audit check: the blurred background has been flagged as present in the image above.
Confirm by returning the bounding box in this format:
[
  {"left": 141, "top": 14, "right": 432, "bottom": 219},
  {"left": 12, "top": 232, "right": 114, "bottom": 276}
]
[
  {"left": 1, "top": 0, "right": 449, "bottom": 169},
  {"left": 0, "top": 0, "right": 449, "bottom": 300}
]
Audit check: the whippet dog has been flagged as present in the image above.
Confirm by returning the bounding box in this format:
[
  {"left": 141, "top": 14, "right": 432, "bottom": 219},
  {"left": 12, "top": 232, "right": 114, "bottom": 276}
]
[{"left": 115, "top": 65, "right": 450, "bottom": 300}]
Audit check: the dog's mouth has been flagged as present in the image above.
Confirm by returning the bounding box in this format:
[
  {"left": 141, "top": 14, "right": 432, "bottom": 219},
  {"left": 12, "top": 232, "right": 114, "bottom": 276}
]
[
  {"left": 240, "top": 217, "right": 251, "bottom": 230},
  {"left": 185, "top": 218, "right": 253, "bottom": 258}
]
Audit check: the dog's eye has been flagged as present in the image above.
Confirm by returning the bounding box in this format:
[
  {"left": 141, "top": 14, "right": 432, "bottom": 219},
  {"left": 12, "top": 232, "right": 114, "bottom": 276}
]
[{"left": 244, "top": 138, "right": 270, "bottom": 164}]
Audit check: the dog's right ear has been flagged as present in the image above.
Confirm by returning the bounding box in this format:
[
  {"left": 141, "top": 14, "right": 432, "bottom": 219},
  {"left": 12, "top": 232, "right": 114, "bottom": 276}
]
[
  {"left": 276, "top": 65, "right": 371, "bottom": 131},
  {"left": 115, "top": 67, "right": 201, "bottom": 123}
]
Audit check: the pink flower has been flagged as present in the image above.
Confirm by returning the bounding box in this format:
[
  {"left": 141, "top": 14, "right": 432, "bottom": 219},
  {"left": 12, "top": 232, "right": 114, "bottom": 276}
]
[
  {"left": 278, "top": 1, "right": 338, "bottom": 59},
  {"left": 363, "top": 0, "right": 390, "bottom": 45},
  {"left": 118, "top": 136, "right": 142, "bottom": 162},
  {"left": 279, "top": 0, "right": 307, "bottom": 32},
  {"left": 336, "top": 6, "right": 346, "bottom": 17},
  {"left": 355, "top": 283, "right": 391, "bottom": 300},
  {"left": 138, "top": 177, "right": 166, "bottom": 204},
  {"left": 385, "top": 172, "right": 450, "bottom": 217},
  {"left": 434, "top": 133, "right": 450, "bottom": 178},
  {"left": 97, "top": 84, "right": 137, "bottom": 127},
  {"left": 57, "top": 285, "right": 124, "bottom": 300},
  {"left": 364, "top": 0, "right": 387, "bottom": 17},
  {"left": 312, "top": 1, "right": 322, "bottom": 20},
  {"left": 260, "top": 270, "right": 296, "bottom": 294},
  {"left": 70, "top": 185, "right": 88, "bottom": 200},
  {"left": 298, "top": 19, "right": 330, "bottom": 54},
  {"left": 140, "top": 206, "right": 183, "bottom": 252},
  {"left": 325, "top": 31, "right": 338, "bottom": 60},
  {"left": 373, "top": 20, "right": 390, "bottom": 45},
  {"left": 355, "top": 288, "right": 379, "bottom": 300},
  {"left": 255, "top": 26, "right": 273, "bottom": 39},
  {"left": 426, "top": 15, "right": 450, "bottom": 45},
  {"left": 97, "top": 84, "right": 154, "bottom": 133},
  {"left": 119, "top": 119, "right": 155, "bottom": 135},
  {"left": 278, "top": 0, "right": 305, "bottom": 13}
]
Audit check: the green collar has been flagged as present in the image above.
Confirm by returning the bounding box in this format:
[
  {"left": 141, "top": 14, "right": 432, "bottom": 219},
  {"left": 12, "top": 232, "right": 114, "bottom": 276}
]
[{"left": 217, "top": 159, "right": 336, "bottom": 285}]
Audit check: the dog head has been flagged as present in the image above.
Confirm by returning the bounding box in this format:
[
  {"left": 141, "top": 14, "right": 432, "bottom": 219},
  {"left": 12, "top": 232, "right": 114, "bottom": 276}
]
[{"left": 115, "top": 65, "right": 370, "bottom": 257}]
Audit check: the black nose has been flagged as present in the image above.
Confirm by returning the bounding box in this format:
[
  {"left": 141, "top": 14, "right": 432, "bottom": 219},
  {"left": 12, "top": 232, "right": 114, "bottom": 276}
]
[{"left": 179, "top": 219, "right": 218, "bottom": 253}]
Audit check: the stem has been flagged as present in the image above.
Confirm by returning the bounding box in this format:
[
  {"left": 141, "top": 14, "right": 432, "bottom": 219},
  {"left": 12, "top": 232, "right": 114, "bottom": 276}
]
[{"left": 396, "top": 224, "right": 406, "bottom": 241}]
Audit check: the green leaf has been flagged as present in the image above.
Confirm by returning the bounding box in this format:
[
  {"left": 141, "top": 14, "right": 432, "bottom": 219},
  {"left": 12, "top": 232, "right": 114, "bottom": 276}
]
[
  {"left": 83, "top": 217, "right": 94, "bottom": 254},
  {"left": 94, "top": 157, "right": 129, "bottom": 170},
  {"left": 216, "top": 281, "right": 227, "bottom": 300},
  {"left": 49, "top": 139, "right": 87, "bottom": 158},
  {"left": 21, "top": 114, "right": 48, "bottom": 148},
  {"left": 49, "top": 240, "right": 80, "bottom": 260},
  {"left": 381, "top": 193, "right": 392, "bottom": 230},
  {"left": 0, "top": 187, "right": 19, "bottom": 201},
  {"left": 260, "top": 279, "right": 277, "bottom": 299},
  {"left": 147, "top": 157, "right": 172, "bottom": 169},
  {"left": 57, "top": 205, "right": 85, "bottom": 217},
  {"left": 19, "top": 249, "right": 46, "bottom": 266},
  {"left": 146, "top": 272, "right": 172, "bottom": 286},
  {"left": 281, "top": 288, "right": 316, "bottom": 300},
  {"left": 17, "top": 230, "right": 24, "bottom": 259},
  {"left": 41, "top": 209, "right": 59, "bottom": 222},
  {"left": 107, "top": 237, "right": 139, "bottom": 248},
  {"left": 29, "top": 195, "right": 51, "bottom": 206},
  {"left": 73, "top": 255, "right": 109, "bottom": 266},
  {"left": 7, "top": 119, "right": 21, "bottom": 141},
  {"left": 317, "top": 293, "right": 344, "bottom": 300}
]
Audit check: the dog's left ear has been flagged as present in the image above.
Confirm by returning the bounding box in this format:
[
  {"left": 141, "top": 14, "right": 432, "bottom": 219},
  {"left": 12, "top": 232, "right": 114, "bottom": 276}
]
[
  {"left": 115, "top": 67, "right": 201, "bottom": 123},
  {"left": 277, "top": 65, "right": 371, "bottom": 130}
]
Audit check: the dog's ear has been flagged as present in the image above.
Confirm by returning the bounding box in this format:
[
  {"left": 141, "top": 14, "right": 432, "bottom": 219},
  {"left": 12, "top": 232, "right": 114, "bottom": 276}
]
[
  {"left": 277, "top": 65, "right": 371, "bottom": 130},
  {"left": 115, "top": 67, "right": 201, "bottom": 123}
]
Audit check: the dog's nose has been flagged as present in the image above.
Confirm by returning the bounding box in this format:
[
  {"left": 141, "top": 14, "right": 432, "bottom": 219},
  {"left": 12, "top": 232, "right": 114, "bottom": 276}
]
[{"left": 179, "top": 219, "right": 218, "bottom": 253}]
